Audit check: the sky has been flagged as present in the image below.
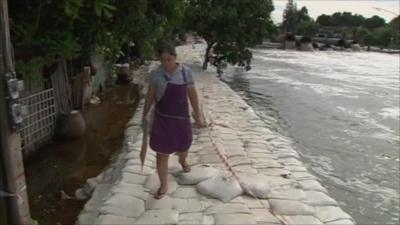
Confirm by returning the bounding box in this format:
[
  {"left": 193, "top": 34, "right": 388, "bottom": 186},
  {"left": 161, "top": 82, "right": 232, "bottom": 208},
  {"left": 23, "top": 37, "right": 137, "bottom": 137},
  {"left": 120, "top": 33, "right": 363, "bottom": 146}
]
[{"left": 272, "top": 0, "right": 400, "bottom": 23}]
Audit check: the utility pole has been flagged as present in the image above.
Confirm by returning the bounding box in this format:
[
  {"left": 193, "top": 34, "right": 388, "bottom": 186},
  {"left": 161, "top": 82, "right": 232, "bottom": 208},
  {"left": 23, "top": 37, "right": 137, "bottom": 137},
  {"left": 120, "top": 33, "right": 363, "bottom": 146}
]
[
  {"left": 1, "top": 157, "right": 9, "bottom": 225},
  {"left": 0, "top": 0, "right": 32, "bottom": 224}
]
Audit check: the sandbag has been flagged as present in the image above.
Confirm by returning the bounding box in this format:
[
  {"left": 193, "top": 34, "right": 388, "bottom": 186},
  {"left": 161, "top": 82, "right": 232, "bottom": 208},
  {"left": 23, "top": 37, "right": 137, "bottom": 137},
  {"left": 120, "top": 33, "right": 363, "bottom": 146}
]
[
  {"left": 196, "top": 175, "right": 243, "bottom": 202},
  {"left": 174, "top": 164, "right": 219, "bottom": 185},
  {"left": 238, "top": 174, "right": 270, "bottom": 199}
]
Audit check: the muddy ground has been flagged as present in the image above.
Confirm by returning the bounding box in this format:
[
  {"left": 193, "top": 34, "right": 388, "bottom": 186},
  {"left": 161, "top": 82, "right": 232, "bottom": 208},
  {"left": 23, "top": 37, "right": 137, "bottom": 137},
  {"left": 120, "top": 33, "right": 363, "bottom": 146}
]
[{"left": 25, "top": 83, "right": 141, "bottom": 225}]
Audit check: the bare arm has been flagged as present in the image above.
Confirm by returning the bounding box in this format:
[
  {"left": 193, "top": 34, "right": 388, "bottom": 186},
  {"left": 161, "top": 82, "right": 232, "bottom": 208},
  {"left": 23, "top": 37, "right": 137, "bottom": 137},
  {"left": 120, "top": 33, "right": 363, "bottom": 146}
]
[
  {"left": 188, "top": 86, "right": 204, "bottom": 127},
  {"left": 142, "top": 85, "right": 157, "bottom": 128},
  {"left": 141, "top": 85, "right": 156, "bottom": 154},
  {"left": 140, "top": 85, "right": 156, "bottom": 158}
]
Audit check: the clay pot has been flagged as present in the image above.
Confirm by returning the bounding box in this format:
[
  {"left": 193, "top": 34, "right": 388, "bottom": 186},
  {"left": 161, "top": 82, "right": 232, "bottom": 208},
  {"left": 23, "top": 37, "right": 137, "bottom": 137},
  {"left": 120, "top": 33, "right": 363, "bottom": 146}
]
[{"left": 57, "top": 110, "right": 86, "bottom": 139}]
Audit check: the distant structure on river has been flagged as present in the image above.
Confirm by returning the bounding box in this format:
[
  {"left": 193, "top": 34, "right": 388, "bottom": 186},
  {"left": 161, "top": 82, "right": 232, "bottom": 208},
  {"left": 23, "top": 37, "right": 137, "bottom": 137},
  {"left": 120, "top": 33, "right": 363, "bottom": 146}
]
[{"left": 257, "top": 33, "right": 400, "bottom": 54}]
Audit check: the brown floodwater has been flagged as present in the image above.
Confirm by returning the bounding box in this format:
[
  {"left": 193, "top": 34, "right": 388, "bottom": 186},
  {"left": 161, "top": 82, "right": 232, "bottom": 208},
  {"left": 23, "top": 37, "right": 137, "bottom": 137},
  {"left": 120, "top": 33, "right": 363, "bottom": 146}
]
[{"left": 24, "top": 83, "right": 141, "bottom": 225}]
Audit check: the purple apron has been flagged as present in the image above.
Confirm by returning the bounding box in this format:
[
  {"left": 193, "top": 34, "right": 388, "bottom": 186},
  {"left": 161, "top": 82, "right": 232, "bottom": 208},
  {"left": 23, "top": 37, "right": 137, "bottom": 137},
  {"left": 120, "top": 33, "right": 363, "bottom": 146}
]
[{"left": 149, "top": 69, "right": 192, "bottom": 154}]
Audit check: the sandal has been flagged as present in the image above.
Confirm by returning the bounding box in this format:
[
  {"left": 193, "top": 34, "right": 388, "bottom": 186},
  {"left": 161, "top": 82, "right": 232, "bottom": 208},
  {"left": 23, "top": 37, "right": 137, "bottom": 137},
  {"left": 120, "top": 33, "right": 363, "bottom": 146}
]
[
  {"left": 179, "top": 160, "right": 191, "bottom": 173},
  {"left": 154, "top": 188, "right": 167, "bottom": 199}
]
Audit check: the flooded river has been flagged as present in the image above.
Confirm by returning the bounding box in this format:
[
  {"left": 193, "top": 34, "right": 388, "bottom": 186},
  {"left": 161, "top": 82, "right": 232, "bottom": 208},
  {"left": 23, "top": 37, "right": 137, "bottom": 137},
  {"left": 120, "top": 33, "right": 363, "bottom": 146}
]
[{"left": 222, "top": 49, "right": 400, "bottom": 225}]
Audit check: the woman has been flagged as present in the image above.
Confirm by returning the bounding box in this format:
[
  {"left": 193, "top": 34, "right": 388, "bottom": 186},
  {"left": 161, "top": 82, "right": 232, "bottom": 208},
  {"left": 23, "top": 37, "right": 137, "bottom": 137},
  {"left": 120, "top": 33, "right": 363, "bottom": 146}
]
[{"left": 141, "top": 43, "right": 205, "bottom": 199}]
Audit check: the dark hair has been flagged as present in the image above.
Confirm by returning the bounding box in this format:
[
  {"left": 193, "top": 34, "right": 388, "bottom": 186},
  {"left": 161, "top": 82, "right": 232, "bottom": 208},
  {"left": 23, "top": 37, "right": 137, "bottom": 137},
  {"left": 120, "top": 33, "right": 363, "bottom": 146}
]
[{"left": 158, "top": 42, "right": 177, "bottom": 57}]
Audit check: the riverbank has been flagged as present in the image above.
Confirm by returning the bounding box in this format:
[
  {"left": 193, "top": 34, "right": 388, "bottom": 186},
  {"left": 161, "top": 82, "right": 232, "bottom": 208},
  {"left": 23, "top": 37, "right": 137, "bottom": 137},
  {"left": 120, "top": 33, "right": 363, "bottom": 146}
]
[{"left": 75, "top": 44, "right": 355, "bottom": 225}]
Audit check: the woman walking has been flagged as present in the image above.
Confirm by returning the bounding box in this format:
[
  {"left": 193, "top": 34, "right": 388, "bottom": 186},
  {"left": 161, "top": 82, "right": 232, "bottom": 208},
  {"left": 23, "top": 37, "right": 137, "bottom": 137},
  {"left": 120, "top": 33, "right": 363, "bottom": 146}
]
[{"left": 141, "top": 43, "right": 205, "bottom": 199}]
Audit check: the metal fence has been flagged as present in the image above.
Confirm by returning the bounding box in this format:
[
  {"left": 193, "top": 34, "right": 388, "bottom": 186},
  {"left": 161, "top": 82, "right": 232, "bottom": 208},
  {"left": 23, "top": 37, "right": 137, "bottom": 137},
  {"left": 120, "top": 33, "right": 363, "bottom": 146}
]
[{"left": 19, "top": 88, "right": 57, "bottom": 155}]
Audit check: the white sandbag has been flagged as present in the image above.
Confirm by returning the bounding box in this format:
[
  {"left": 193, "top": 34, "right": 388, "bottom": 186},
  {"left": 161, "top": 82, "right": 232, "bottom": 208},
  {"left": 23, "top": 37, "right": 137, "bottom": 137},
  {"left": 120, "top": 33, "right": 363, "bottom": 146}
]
[
  {"left": 96, "top": 214, "right": 136, "bottom": 225},
  {"left": 214, "top": 214, "right": 256, "bottom": 225},
  {"left": 238, "top": 174, "right": 271, "bottom": 199},
  {"left": 314, "top": 206, "right": 353, "bottom": 223},
  {"left": 305, "top": 191, "right": 338, "bottom": 206},
  {"left": 269, "top": 199, "right": 315, "bottom": 215},
  {"left": 196, "top": 175, "right": 243, "bottom": 202},
  {"left": 134, "top": 209, "right": 179, "bottom": 225},
  {"left": 76, "top": 212, "right": 98, "bottom": 225},
  {"left": 100, "top": 194, "right": 145, "bottom": 217},
  {"left": 144, "top": 174, "right": 178, "bottom": 194},
  {"left": 281, "top": 215, "right": 323, "bottom": 225},
  {"left": 174, "top": 165, "right": 219, "bottom": 185}
]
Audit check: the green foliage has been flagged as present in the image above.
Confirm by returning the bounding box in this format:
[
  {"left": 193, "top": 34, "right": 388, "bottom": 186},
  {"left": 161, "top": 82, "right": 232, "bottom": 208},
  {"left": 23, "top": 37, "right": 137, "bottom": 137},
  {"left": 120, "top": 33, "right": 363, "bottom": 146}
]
[
  {"left": 15, "top": 57, "right": 48, "bottom": 81},
  {"left": 315, "top": 11, "right": 397, "bottom": 47},
  {"left": 354, "top": 19, "right": 394, "bottom": 47},
  {"left": 363, "top": 15, "right": 386, "bottom": 30},
  {"left": 354, "top": 27, "right": 370, "bottom": 44},
  {"left": 93, "top": 0, "right": 116, "bottom": 17},
  {"left": 9, "top": 0, "right": 186, "bottom": 79},
  {"left": 364, "top": 33, "right": 377, "bottom": 46},
  {"left": 390, "top": 16, "right": 400, "bottom": 47},
  {"left": 282, "top": 1, "right": 312, "bottom": 33},
  {"left": 65, "top": 0, "right": 84, "bottom": 19},
  {"left": 297, "top": 7, "right": 311, "bottom": 23},
  {"left": 316, "top": 14, "right": 333, "bottom": 27},
  {"left": 316, "top": 12, "right": 365, "bottom": 27},
  {"left": 375, "top": 27, "right": 394, "bottom": 47},
  {"left": 296, "top": 21, "right": 319, "bottom": 37},
  {"left": 357, "top": 26, "right": 396, "bottom": 47},
  {"left": 282, "top": 0, "right": 297, "bottom": 32},
  {"left": 185, "top": 0, "right": 275, "bottom": 73},
  {"left": 390, "top": 16, "right": 400, "bottom": 29},
  {"left": 316, "top": 13, "right": 386, "bottom": 30},
  {"left": 9, "top": 0, "right": 114, "bottom": 77},
  {"left": 332, "top": 12, "right": 365, "bottom": 27}
]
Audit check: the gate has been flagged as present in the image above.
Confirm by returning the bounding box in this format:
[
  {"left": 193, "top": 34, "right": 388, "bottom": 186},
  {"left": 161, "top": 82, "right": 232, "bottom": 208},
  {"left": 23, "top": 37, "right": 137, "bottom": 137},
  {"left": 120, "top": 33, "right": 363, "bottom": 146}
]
[{"left": 19, "top": 88, "right": 57, "bottom": 155}]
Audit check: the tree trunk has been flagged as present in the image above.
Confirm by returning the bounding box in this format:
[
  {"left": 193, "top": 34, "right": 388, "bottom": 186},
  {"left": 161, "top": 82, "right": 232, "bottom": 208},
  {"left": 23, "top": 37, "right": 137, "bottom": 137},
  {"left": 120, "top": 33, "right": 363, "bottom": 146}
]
[{"left": 202, "top": 42, "right": 214, "bottom": 70}]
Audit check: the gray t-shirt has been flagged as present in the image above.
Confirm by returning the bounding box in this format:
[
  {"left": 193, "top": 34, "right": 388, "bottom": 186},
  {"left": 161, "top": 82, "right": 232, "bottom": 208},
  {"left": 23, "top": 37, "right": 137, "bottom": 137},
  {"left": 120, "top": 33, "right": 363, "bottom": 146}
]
[{"left": 150, "top": 64, "right": 194, "bottom": 101}]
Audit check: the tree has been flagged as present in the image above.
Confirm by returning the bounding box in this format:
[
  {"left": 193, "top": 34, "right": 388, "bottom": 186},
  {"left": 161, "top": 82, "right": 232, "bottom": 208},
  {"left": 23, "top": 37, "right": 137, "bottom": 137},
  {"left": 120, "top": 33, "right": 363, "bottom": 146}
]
[
  {"left": 390, "top": 15, "right": 400, "bottom": 28},
  {"left": 354, "top": 27, "right": 370, "bottom": 44},
  {"left": 389, "top": 16, "right": 400, "bottom": 46},
  {"left": 185, "top": 0, "right": 275, "bottom": 72},
  {"left": 9, "top": 0, "right": 187, "bottom": 78},
  {"left": 364, "top": 33, "right": 377, "bottom": 47},
  {"left": 317, "top": 12, "right": 365, "bottom": 27},
  {"left": 317, "top": 14, "right": 333, "bottom": 26},
  {"left": 111, "top": 0, "right": 186, "bottom": 59},
  {"left": 282, "top": 2, "right": 312, "bottom": 33},
  {"left": 296, "top": 21, "right": 319, "bottom": 37},
  {"left": 356, "top": 26, "right": 396, "bottom": 47},
  {"left": 349, "top": 14, "right": 366, "bottom": 27},
  {"left": 331, "top": 12, "right": 344, "bottom": 26},
  {"left": 363, "top": 15, "right": 386, "bottom": 30},
  {"left": 282, "top": 0, "right": 297, "bottom": 32},
  {"left": 376, "top": 27, "right": 394, "bottom": 47},
  {"left": 297, "top": 6, "right": 311, "bottom": 22}
]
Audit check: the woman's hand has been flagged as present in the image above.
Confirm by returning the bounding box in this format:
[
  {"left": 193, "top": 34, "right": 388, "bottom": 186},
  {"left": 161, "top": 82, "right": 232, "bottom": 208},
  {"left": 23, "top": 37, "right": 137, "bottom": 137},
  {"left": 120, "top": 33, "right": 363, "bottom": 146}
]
[
  {"left": 194, "top": 113, "right": 206, "bottom": 128},
  {"left": 188, "top": 86, "right": 206, "bottom": 128}
]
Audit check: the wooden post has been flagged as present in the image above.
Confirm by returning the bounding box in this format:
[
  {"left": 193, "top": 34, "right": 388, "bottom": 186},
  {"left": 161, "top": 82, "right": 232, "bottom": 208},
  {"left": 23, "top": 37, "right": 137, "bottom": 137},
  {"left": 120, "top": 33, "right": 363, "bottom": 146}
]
[{"left": 0, "top": 0, "right": 32, "bottom": 224}]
